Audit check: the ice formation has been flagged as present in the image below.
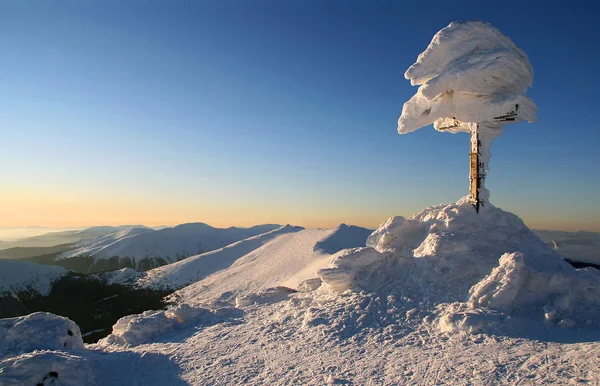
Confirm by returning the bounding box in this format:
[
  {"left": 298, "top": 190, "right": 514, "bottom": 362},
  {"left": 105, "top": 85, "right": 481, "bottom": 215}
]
[{"left": 397, "top": 21, "right": 537, "bottom": 208}]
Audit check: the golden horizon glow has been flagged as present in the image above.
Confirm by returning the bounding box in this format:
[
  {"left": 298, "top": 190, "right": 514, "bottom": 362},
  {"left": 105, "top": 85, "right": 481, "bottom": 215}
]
[{"left": 2, "top": 191, "right": 599, "bottom": 233}]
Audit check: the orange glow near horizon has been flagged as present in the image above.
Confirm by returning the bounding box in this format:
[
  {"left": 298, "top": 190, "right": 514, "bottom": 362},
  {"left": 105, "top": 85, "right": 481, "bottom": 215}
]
[{"left": 2, "top": 191, "right": 599, "bottom": 233}]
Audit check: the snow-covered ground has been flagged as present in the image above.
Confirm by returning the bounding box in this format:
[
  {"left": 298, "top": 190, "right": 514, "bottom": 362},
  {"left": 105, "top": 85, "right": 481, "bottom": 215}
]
[
  {"left": 2, "top": 197, "right": 599, "bottom": 385},
  {"left": 57, "top": 223, "right": 281, "bottom": 267},
  {"left": 0, "top": 260, "right": 68, "bottom": 296}
]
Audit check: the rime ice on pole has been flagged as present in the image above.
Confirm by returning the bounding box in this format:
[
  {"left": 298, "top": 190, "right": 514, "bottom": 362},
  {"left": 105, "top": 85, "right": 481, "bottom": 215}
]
[{"left": 397, "top": 21, "right": 537, "bottom": 211}]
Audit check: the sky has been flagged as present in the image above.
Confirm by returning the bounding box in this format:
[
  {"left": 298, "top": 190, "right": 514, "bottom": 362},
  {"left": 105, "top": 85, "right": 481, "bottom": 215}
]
[{"left": 1, "top": 0, "right": 600, "bottom": 232}]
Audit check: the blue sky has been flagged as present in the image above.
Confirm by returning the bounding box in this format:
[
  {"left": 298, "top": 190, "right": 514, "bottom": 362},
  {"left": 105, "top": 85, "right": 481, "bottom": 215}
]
[{"left": 1, "top": 0, "right": 599, "bottom": 231}]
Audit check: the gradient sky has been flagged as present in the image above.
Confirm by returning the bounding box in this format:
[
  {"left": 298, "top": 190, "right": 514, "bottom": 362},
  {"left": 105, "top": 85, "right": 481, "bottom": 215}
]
[{"left": 2, "top": 1, "right": 600, "bottom": 231}]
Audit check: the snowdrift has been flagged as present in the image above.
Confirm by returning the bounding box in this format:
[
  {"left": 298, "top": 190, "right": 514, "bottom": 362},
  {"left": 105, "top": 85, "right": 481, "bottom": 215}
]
[{"left": 0, "top": 313, "right": 93, "bottom": 386}]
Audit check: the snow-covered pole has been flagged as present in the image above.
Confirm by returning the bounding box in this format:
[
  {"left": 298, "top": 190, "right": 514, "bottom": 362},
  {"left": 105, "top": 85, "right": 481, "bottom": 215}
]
[{"left": 396, "top": 21, "right": 537, "bottom": 211}]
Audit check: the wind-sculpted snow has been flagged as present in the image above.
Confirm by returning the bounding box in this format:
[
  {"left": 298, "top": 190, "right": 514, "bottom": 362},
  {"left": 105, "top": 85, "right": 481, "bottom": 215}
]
[
  {"left": 398, "top": 21, "right": 536, "bottom": 134},
  {"left": 317, "top": 197, "right": 600, "bottom": 330},
  {"left": 0, "top": 260, "right": 68, "bottom": 296}
]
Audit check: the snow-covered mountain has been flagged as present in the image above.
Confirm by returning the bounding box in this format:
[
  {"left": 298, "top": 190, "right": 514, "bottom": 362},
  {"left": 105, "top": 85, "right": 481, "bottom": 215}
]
[
  {"left": 0, "top": 260, "right": 68, "bottom": 297},
  {"left": 137, "top": 223, "right": 372, "bottom": 296},
  {"left": 0, "top": 225, "right": 148, "bottom": 250},
  {"left": 56, "top": 223, "right": 281, "bottom": 272}
]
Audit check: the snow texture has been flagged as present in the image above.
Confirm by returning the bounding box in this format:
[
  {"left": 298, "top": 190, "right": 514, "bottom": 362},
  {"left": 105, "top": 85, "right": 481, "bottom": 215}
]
[
  {"left": 0, "top": 260, "right": 68, "bottom": 296},
  {"left": 398, "top": 21, "right": 537, "bottom": 135}
]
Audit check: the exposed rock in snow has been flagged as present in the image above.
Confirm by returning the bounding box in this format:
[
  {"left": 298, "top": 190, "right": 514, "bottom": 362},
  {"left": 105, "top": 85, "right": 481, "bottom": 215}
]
[{"left": 0, "top": 260, "right": 68, "bottom": 296}]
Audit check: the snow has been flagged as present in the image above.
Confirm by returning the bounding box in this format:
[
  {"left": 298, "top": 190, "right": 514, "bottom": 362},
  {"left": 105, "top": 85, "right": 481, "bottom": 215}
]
[
  {"left": 2, "top": 200, "right": 600, "bottom": 384},
  {"left": 164, "top": 226, "right": 370, "bottom": 304},
  {"left": 137, "top": 225, "right": 305, "bottom": 291},
  {"left": 0, "top": 312, "right": 85, "bottom": 355},
  {"left": 398, "top": 21, "right": 537, "bottom": 135},
  {"left": 0, "top": 260, "right": 68, "bottom": 296},
  {"left": 57, "top": 223, "right": 281, "bottom": 267},
  {"left": 313, "top": 224, "right": 372, "bottom": 254},
  {"left": 0, "top": 313, "right": 92, "bottom": 386}
]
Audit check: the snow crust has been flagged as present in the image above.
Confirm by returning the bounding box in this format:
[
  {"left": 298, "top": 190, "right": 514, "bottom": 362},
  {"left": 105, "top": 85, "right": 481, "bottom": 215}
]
[
  {"left": 398, "top": 21, "right": 536, "bottom": 135},
  {"left": 0, "top": 260, "right": 68, "bottom": 296}
]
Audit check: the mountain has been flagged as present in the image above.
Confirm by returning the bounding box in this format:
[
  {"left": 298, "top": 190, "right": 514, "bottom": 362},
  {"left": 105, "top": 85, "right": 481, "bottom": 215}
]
[
  {"left": 1, "top": 199, "right": 599, "bottom": 385},
  {"left": 0, "top": 226, "right": 148, "bottom": 250},
  {"left": 0, "top": 260, "right": 68, "bottom": 297},
  {"left": 56, "top": 223, "right": 282, "bottom": 273}
]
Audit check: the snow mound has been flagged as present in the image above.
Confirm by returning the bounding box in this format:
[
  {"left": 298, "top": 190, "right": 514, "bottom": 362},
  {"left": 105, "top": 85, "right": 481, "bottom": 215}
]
[
  {"left": 0, "top": 351, "right": 93, "bottom": 386},
  {"left": 0, "top": 312, "right": 84, "bottom": 359},
  {"left": 99, "top": 304, "right": 239, "bottom": 346},
  {"left": 313, "top": 224, "right": 373, "bottom": 254},
  {"left": 398, "top": 21, "right": 536, "bottom": 134},
  {"left": 318, "top": 197, "right": 600, "bottom": 326},
  {"left": 0, "top": 261, "right": 68, "bottom": 296},
  {"left": 469, "top": 252, "right": 600, "bottom": 327}
]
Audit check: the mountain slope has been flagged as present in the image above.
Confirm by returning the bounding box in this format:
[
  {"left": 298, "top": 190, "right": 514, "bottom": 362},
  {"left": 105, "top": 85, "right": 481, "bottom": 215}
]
[
  {"left": 137, "top": 225, "right": 305, "bottom": 291},
  {"left": 0, "top": 261, "right": 68, "bottom": 296},
  {"left": 0, "top": 226, "right": 148, "bottom": 250},
  {"left": 58, "top": 224, "right": 281, "bottom": 269}
]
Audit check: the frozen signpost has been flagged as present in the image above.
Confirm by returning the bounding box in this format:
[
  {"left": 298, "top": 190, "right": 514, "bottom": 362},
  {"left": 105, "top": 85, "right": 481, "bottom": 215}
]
[{"left": 397, "top": 21, "right": 537, "bottom": 212}]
